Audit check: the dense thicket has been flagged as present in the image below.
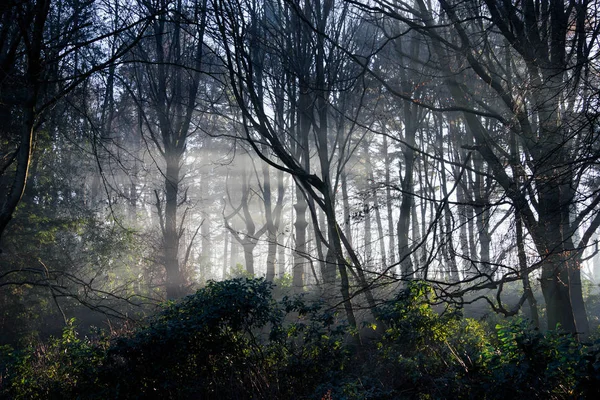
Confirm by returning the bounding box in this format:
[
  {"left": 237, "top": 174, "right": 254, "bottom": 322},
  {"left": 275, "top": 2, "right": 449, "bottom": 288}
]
[{"left": 2, "top": 278, "right": 600, "bottom": 399}]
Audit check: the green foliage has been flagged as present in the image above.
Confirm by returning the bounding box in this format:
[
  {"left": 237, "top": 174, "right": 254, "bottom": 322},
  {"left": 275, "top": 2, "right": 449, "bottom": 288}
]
[
  {"left": 1, "top": 278, "right": 349, "bottom": 399},
  {"left": 226, "top": 263, "right": 254, "bottom": 279},
  {"left": 1, "top": 318, "right": 106, "bottom": 400},
  {"left": 369, "top": 281, "right": 600, "bottom": 399},
  {"left": 1, "top": 198, "right": 147, "bottom": 346},
  {"left": 470, "top": 319, "right": 595, "bottom": 399},
  {"left": 98, "top": 277, "right": 282, "bottom": 399},
  {"left": 3, "top": 279, "right": 600, "bottom": 399},
  {"left": 585, "top": 284, "right": 600, "bottom": 335},
  {"left": 274, "top": 272, "right": 293, "bottom": 288},
  {"left": 371, "top": 281, "right": 487, "bottom": 398}
]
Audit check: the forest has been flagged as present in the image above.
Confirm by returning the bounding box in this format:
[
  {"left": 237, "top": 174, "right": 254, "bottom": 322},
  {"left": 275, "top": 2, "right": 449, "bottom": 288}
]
[{"left": 1, "top": 0, "right": 600, "bottom": 398}]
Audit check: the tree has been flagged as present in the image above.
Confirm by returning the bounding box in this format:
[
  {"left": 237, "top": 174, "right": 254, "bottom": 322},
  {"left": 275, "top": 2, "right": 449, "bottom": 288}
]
[
  {"left": 352, "top": 0, "right": 600, "bottom": 335},
  {"left": 0, "top": 0, "right": 150, "bottom": 248},
  {"left": 223, "top": 157, "right": 267, "bottom": 276},
  {"left": 127, "top": 0, "right": 208, "bottom": 299},
  {"left": 211, "top": 0, "right": 387, "bottom": 328}
]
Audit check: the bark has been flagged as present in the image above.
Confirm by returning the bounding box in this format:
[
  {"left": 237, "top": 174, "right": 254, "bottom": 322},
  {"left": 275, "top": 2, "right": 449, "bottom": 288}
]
[
  {"left": 437, "top": 118, "right": 459, "bottom": 283},
  {"left": 373, "top": 183, "right": 387, "bottom": 269},
  {"left": 516, "top": 211, "right": 539, "bottom": 329},
  {"left": 263, "top": 159, "right": 276, "bottom": 281},
  {"left": 141, "top": 0, "right": 207, "bottom": 299},
  {"left": 472, "top": 152, "right": 491, "bottom": 275},
  {"left": 292, "top": 85, "right": 311, "bottom": 292},
  {"left": 263, "top": 160, "right": 285, "bottom": 281},
  {"left": 314, "top": 0, "right": 356, "bottom": 327},
  {"left": 341, "top": 167, "right": 353, "bottom": 245},
  {"left": 396, "top": 143, "right": 415, "bottom": 278},
  {"left": 414, "top": 0, "right": 591, "bottom": 333},
  {"left": 278, "top": 226, "right": 286, "bottom": 278},
  {"left": 163, "top": 153, "right": 183, "bottom": 299},
  {"left": 383, "top": 134, "right": 396, "bottom": 266},
  {"left": 201, "top": 214, "right": 211, "bottom": 268},
  {"left": 363, "top": 140, "right": 374, "bottom": 268}
]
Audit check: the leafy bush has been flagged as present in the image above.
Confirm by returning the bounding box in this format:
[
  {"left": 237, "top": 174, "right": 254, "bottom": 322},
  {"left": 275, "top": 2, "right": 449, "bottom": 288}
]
[
  {"left": 369, "top": 281, "right": 600, "bottom": 399},
  {"left": 372, "top": 281, "right": 487, "bottom": 398},
  {"left": 470, "top": 319, "right": 598, "bottom": 399},
  {"left": 1, "top": 318, "right": 107, "bottom": 400},
  {"left": 96, "top": 277, "right": 287, "bottom": 399},
  {"left": 1, "top": 278, "right": 350, "bottom": 399},
  {"left": 3, "top": 278, "right": 600, "bottom": 400}
]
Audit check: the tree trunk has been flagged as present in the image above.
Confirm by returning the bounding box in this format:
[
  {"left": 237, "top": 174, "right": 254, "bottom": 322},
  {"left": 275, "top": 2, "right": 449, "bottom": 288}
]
[
  {"left": 222, "top": 227, "right": 229, "bottom": 280},
  {"left": 383, "top": 135, "right": 396, "bottom": 266},
  {"left": 516, "top": 211, "right": 539, "bottom": 328},
  {"left": 164, "top": 153, "right": 182, "bottom": 299}
]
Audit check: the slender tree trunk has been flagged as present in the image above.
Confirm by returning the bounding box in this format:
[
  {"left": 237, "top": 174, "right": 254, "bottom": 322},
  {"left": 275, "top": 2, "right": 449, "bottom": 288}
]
[
  {"left": 363, "top": 150, "right": 373, "bottom": 270},
  {"left": 263, "top": 160, "right": 276, "bottom": 281},
  {"left": 222, "top": 227, "right": 229, "bottom": 280},
  {"left": 397, "top": 150, "right": 415, "bottom": 278},
  {"left": 201, "top": 214, "right": 210, "bottom": 270},
  {"left": 383, "top": 134, "right": 396, "bottom": 266},
  {"left": 292, "top": 88, "right": 310, "bottom": 291},
  {"left": 341, "top": 167, "right": 353, "bottom": 247},
  {"left": 374, "top": 187, "right": 387, "bottom": 269},
  {"left": 437, "top": 119, "right": 459, "bottom": 283},
  {"left": 472, "top": 153, "right": 491, "bottom": 274},
  {"left": 278, "top": 228, "right": 286, "bottom": 278},
  {"left": 0, "top": 1, "right": 49, "bottom": 244}
]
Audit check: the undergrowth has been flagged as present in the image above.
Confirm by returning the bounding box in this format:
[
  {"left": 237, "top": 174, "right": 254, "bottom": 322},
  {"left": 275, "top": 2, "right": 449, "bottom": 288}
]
[{"left": 1, "top": 278, "right": 599, "bottom": 399}]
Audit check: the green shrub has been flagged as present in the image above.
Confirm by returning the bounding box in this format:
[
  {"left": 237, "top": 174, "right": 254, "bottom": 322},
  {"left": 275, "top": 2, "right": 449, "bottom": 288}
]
[
  {"left": 1, "top": 278, "right": 352, "bottom": 399},
  {"left": 1, "top": 318, "right": 106, "bottom": 400},
  {"left": 97, "top": 277, "right": 286, "bottom": 399},
  {"left": 471, "top": 318, "right": 589, "bottom": 399},
  {"left": 373, "top": 281, "right": 488, "bottom": 398},
  {"left": 4, "top": 278, "right": 600, "bottom": 400}
]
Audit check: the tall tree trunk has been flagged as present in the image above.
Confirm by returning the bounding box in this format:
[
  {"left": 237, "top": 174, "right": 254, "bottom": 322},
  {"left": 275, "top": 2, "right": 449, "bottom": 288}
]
[
  {"left": 314, "top": 0, "right": 355, "bottom": 327},
  {"left": 437, "top": 118, "right": 459, "bottom": 283},
  {"left": 0, "top": 0, "right": 50, "bottom": 245},
  {"left": 164, "top": 152, "right": 182, "bottom": 299},
  {"left": 363, "top": 141, "right": 374, "bottom": 269},
  {"left": 222, "top": 227, "right": 229, "bottom": 280},
  {"left": 373, "top": 185, "right": 387, "bottom": 269},
  {"left": 472, "top": 152, "right": 491, "bottom": 274},
  {"left": 341, "top": 166, "right": 353, "bottom": 248},
  {"left": 263, "top": 160, "right": 276, "bottom": 282},
  {"left": 383, "top": 134, "right": 396, "bottom": 266},
  {"left": 201, "top": 214, "right": 211, "bottom": 271},
  {"left": 224, "top": 168, "right": 266, "bottom": 276},
  {"left": 292, "top": 85, "right": 311, "bottom": 292}
]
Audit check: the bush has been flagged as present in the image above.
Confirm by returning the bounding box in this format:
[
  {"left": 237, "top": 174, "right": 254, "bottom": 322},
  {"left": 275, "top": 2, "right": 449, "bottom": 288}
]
[
  {"left": 471, "top": 319, "right": 596, "bottom": 399},
  {"left": 372, "top": 281, "right": 488, "bottom": 398},
  {"left": 1, "top": 278, "right": 351, "bottom": 399},
  {"left": 1, "top": 318, "right": 107, "bottom": 400},
  {"left": 3, "top": 278, "right": 600, "bottom": 400}
]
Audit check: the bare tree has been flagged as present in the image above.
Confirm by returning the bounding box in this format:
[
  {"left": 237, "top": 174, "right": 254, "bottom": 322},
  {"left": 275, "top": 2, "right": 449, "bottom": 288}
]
[
  {"left": 129, "top": 0, "right": 208, "bottom": 299},
  {"left": 351, "top": 0, "right": 600, "bottom": 335}
]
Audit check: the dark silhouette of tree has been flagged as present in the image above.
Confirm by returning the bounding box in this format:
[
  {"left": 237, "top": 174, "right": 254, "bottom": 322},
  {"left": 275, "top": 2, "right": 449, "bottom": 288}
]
[{"left": 0, "top": 0, "right": 151, "bottom": 248}]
